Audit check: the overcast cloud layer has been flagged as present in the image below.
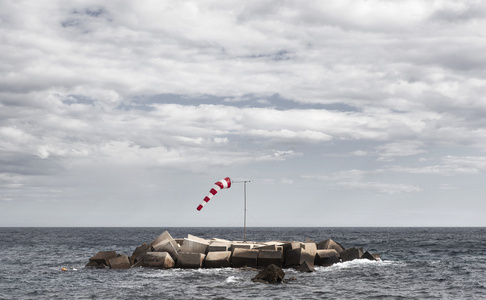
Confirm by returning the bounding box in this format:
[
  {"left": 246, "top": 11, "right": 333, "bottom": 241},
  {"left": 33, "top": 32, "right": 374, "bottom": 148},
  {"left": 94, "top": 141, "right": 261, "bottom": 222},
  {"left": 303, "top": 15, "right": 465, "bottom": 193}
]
[{"left": 1, "top": 0, "right": 486, "bottom": 227}]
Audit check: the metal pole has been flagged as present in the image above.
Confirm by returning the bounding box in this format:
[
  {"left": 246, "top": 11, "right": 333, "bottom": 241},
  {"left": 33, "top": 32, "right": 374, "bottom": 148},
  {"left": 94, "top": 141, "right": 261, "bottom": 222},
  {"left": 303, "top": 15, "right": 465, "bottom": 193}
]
[
  {"left": 244, "top": 181, "right": 247, "bottom": 242},
  {"left": 232, "top": 179, "right": 250, "bottom": 242}
]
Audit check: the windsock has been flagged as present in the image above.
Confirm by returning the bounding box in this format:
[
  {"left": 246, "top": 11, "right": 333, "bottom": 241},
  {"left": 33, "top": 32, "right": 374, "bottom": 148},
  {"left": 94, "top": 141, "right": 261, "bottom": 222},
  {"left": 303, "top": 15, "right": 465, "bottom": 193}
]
[{"left": 197, "top": 177, "right": 231, "bottom": 211}]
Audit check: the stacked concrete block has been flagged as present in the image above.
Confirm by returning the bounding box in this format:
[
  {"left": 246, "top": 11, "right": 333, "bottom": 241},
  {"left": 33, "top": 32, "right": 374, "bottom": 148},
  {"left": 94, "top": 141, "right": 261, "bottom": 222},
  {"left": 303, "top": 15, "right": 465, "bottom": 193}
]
[
  {"left": 231, "top": 243, "right": 253, "bottom": 252},
  {"left": 86, "top": 230, "right": 382, "bottom": 273},
  {"left": 150, "top": 231, "right": 180, "bottom": 254},
  {"left": 88, "top": 251, "right": 117, "bottom": 267},
  {"left": 204, "top": 251, "right": 232, "bottom": 268},
  {"left": 142, "top": 252, "right": 175, "bottom": 268},
  {"left": 258, "top": 250, "right": 283, "bottom": 268},
  {"left": 317, "top": 239, "right": 345, "bottom": 253},
  {"left": 176, "top": 252, "right": 205, "bottom": 268},
  {"left": 340, "top": 247, "right": 362, "bottom": 262},
  {"left": 361, "top": 251, "right": 378, "bottom": 261},
  {"left": 180, "top": 238, "right": 209, "bottom": 254},
  {"left": 315, "top": 249, "right": 340, "bottom": 266},
  {"left": 152, "top": 239, "right": 178, "bottom": 261},
  {"left": 231, "top": 248, "right": 259, "bottom": 268},
  {"left": 109, "top": 255, "right": 132, "bottom": 269},
  {"left": 130, "top": 243, "right": 151, "bottom": 264},
  {"left": 301, "top": 243, "right": 317, "bottom": 267},
  {"left": 208, "top": 241, "right": 231, "bottom": 252}
]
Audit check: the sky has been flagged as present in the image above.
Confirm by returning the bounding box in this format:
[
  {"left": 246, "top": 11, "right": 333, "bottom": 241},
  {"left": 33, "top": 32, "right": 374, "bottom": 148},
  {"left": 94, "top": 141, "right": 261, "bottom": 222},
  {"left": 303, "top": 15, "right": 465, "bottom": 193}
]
[{"left": 1, "top": 0, "right": 486, "bottom": 227}]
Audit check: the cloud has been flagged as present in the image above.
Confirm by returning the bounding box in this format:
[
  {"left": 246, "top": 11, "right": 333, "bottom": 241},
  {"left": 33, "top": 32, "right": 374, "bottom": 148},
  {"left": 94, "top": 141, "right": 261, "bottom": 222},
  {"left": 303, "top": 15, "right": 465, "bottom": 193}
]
[
  {"left": 387, "top": 155, "right": 486, "bottom": 176},
  {"left": 1, "top": 1, "right": 486, "bottom": 225}
]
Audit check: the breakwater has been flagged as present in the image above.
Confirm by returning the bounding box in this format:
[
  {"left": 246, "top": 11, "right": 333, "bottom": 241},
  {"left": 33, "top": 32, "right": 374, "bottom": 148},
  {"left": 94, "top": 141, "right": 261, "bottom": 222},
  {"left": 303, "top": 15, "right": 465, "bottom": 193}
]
[{"left": 87, "top": 230, "right": 380, "bottom": 271}]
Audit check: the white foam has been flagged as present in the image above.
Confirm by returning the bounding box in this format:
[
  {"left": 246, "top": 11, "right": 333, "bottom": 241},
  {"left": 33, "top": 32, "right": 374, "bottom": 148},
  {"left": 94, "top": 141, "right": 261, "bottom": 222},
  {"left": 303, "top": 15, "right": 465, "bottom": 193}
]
[
  {"left": 224, "top": 276, "right": 241, "bottom": 283},
  {"left": 315, "top": 259, "right": 398, "bottom": 272}
]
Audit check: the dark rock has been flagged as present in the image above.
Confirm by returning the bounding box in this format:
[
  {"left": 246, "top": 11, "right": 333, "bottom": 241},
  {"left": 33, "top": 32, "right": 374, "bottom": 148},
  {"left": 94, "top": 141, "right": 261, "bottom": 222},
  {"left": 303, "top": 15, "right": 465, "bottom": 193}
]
[
  {"left": 283, "top": 276, "right": 297, "bottom": 283},
  {"left": 251, "top": 264, "right": 285, "bottom": 284}
]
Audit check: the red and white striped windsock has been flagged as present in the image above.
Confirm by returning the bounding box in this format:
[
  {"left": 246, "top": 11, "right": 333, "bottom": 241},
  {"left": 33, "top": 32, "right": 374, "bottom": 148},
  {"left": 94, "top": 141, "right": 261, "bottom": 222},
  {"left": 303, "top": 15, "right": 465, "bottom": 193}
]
[{"left": 197, "top": 177, "right": 232, "bottom": 211}]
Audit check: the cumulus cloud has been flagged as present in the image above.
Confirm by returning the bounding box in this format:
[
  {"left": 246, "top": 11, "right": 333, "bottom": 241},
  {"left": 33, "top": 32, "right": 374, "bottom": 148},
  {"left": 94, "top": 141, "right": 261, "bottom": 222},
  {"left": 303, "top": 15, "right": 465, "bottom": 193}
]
[{"left": 1, "top": 0, "right": 486, "bottom": 225}]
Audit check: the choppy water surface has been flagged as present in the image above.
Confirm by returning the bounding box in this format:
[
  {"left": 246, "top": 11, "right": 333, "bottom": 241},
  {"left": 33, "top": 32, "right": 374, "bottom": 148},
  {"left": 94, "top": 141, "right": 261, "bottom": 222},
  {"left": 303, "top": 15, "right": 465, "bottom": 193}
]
[{"left": 1, "top": 227, "right": 485, "bottom": 299}]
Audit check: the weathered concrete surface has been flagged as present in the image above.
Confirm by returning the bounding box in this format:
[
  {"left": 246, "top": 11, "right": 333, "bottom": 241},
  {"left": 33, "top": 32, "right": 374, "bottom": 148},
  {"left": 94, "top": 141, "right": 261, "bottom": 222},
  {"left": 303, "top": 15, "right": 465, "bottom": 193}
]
[
  {"left": 315, "top": 249, "right": 340, "bottom": 266},
  {"left": 340, "top": 247, "right": 362, "bottom": 262},
  {"left": 89, "top": 251, "right": 117, "bottom": 266},
  {"left": 142, "top": 252, "right": 175, "bottom": 268},
  {"left": 258, "top": 250, "right": 283, "bottom": 268},
  {"left": 176, "top": 252, "right": 205, "bottom": 268},
  {"left": 109, "top": 255, "right": 132, "bottom": 269},
  {"left": 150, "top": 231, "right": 179, "bottom": 254},
  {"left": 130, "top": 243, "right": 151, "bottom": 264},
  {"left": 301, "top": 243, "right": 317, "bottom": 267},
  {"left": 317, "top": 239, "right": 345, "bottom": 253},
  {"left": 179, "top": 238, "right": 209, "bottom": 254},
  {"left": 207, "top": 241, "right": 231, "bottom": 252},
  {"left": 232, "top": 248, "right": 259, "bottom": 268},
  {"left": 231, "top": 243, "right": 253, "bottom": 252},
  {"left": 151, "top": 239, "right": 178, "bottom": 261},
  {"left": 284, "top": 248, "right": 301, "bottom": 267},
  {"left": 204, "top": 251, "right": 232, "bottom": 268},
  {"left": 252, "top": 264, "right": 285, "bottom": 284},
  {"left": 284, "top": 243, "right": 316, "bottom": 267}
]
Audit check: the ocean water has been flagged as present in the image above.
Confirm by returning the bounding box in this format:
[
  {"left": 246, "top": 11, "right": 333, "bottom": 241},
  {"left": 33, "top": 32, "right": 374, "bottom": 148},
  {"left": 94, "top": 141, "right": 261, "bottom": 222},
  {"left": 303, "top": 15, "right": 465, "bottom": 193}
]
[{"left": 0, "top": 227, "right": 485, "bottom": 299}]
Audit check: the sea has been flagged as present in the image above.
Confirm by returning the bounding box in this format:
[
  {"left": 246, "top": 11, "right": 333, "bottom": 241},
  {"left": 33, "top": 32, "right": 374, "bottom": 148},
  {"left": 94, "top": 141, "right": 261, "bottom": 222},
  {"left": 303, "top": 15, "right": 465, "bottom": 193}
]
[{"left": 0, "top": 227, "right": 485, "bottom": 299}]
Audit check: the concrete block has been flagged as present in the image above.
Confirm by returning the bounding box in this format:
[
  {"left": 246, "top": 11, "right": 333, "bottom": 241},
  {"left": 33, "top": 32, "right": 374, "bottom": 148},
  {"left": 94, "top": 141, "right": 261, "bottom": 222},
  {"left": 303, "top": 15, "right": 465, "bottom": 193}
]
[
  {"left": 317, "top": 239, "right": 345, "bottom": 253},
  {"left": 301, "top": 243, "right": 317, "bottom": 267},
  {"left": 208, "top": 241, "right": 231, "bottom": 252},
  {"left": 258, "top": 250, "right": 283, "bottom": 268},
  {"left": 231, "top": 248, "right": 259, "bottom": 268},
  {"left": 361, "top": 251, "right": 377, "bottom": 261},
  {"left": 340, "top": 247, "right": 361, "bottom": 262},
  {"left": 89, "top": 251, "right": 117, "bottom": 266},
  {"left": 255, "top": 244, "right": 278, "bottom": 251},
  {"left": 204, "top": 251, "right": 232, "bottom": 268},
  {"left": 187, "top": 234, "right": 209, "bottom": 244},
  {"left": 180, "top": 238, "right": 209, "bottom": 254},
  {"left": 296, "top": 261, "right": 315, "bottom": 272},
  {"left": 151, "top": 239, "right": 178, "bottom": 261},
  {"left": 231, "top": 243, "right": 253, "bottom": 252},
  {"left": 316, "top": 249, "right": 340, "bottom": 266},
  {"left": 150, "top": 231, "right": 179, "bottom": 253},
  {"left": 142, "top": 252, "right": 175, "bottom": 268},
  {"left": 284, "top": 248, "right": 301, "bottom": 266},
  {"left": 210, "top": 237, "right": 231, "bottom": 243},
  {"left": 130, "top": 243, "right": 150, "bottom": 264},
  {"left": 109, "top": 255, "right": 132, "bottom": 269},
  {"left": 176, "top": 252, "right": 205, "bottom": 269}
]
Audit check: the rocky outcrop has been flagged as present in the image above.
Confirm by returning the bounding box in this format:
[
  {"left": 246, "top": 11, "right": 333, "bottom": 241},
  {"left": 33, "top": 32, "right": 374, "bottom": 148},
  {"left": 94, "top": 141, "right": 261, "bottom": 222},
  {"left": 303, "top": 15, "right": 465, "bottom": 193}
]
[{"left": 251, "top": 264, "right": 285, "bottom": 283}]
